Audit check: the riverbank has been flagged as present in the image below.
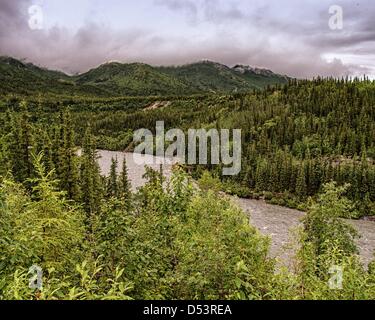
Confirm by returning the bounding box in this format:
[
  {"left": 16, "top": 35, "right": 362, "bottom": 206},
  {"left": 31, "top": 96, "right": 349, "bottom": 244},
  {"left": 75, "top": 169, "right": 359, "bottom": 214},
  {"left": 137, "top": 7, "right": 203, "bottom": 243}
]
[{"left": 96, "top": 150, "right": 375, "bottom": 267}]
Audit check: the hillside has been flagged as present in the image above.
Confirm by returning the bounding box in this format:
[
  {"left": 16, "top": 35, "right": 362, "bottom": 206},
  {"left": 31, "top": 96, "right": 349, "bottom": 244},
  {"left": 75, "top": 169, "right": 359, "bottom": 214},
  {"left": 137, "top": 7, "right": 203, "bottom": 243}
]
[
  {"left": 0, "top": 57, "right": 289, "bottom": 97},
  {"left": 74, "top": 62, "right": 194, "bottom": 96},
  {"left": 160, "top": 61, "right": 289, "bottom": 92},
  {"left": 0, "top": 57, "right": 111, "bottom": 97}
]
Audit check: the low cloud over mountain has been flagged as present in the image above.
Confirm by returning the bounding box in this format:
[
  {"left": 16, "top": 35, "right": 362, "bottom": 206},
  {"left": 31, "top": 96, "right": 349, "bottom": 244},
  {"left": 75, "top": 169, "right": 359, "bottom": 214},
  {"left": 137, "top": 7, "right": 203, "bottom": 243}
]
[{"left": 0, "top": 0, "right": 374, "bottom": 78}]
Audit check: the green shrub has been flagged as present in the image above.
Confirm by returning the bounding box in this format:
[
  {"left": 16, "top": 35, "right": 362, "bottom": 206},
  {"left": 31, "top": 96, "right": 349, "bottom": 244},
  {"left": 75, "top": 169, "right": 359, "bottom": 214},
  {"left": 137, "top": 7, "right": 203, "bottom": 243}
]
[{"left": 264, "top": 192, "right": 273, "bottom": 201}]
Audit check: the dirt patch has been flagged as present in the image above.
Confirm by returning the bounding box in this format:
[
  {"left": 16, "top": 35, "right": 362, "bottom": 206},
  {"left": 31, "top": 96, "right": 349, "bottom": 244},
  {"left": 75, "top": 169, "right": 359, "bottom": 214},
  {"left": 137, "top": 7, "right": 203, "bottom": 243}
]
[{"left": 144, "top": 101, "right": 171, "bottom": 111}]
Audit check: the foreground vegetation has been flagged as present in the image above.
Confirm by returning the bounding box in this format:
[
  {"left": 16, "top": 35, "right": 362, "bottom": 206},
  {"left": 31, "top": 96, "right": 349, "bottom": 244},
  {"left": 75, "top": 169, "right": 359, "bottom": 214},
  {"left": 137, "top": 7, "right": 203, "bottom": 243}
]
[{"left": 1, "top": 154, "right": 374, "bottom": 299}]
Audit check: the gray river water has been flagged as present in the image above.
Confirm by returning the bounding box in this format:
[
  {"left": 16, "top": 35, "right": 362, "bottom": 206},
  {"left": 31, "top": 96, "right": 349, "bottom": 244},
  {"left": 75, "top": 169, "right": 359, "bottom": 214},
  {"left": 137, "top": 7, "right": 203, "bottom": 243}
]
[{"left": 96, "top": 150, "right": 375, "bottom": 267}]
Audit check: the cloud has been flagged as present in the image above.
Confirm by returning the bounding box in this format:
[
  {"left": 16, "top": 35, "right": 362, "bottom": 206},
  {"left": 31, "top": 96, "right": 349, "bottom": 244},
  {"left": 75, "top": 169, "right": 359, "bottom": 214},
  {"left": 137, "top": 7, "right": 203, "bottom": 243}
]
[
  {"left": 156, "top": 0, "right": 249, "bottom": 24},
  {"left": 154, "top": 0, "right": 198, "bottom": 18},
  {"left": 0, "top": 0, "right": 151, "bottom": 73},
  {"left": 0, "top": 0, "right": 373, "bottom": 78}
]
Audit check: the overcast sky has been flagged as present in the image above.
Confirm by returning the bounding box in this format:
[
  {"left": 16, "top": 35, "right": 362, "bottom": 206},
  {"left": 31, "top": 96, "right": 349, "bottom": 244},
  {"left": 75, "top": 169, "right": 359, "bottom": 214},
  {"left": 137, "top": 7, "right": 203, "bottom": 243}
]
[{"left": 0, "top": 0, "right": 374, "bottom": 78}]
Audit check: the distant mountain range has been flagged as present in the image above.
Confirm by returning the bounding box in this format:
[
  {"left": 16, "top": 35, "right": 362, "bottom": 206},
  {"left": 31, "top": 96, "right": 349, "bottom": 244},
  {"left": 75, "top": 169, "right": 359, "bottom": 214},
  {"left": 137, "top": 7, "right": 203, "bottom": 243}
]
[{"left": 0, "top": 56, "right": 290, "bottom": 97}]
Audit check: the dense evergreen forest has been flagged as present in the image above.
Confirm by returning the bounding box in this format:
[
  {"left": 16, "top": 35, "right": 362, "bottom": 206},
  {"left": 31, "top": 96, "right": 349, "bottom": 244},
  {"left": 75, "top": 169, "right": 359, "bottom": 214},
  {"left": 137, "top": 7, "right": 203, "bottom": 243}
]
[
  {"left": 3, "top": 77, "right": 373, "bottom": 216},
  {"left": 1, "top": 76, "right": 375, "bottom": 299}
]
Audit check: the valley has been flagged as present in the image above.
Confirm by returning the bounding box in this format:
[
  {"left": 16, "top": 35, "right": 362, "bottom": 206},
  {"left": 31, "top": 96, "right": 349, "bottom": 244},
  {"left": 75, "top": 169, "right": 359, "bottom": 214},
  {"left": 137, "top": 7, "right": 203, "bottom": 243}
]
[
  {"left": 1, "top": 57, "right": 375, "bottom": 300},
  {"left": 2, "top": 0, "right": 375, "bottom": 303}
]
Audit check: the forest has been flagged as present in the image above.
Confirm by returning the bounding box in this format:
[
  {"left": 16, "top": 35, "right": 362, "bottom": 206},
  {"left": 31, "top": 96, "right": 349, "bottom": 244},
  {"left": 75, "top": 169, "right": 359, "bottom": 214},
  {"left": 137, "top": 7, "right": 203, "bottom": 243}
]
[
  {"left": 1, "top": 77, "right": 375, "bottom": 300},
  {"left": 3, "top": 77, "right": 374, "bottom": 215}
]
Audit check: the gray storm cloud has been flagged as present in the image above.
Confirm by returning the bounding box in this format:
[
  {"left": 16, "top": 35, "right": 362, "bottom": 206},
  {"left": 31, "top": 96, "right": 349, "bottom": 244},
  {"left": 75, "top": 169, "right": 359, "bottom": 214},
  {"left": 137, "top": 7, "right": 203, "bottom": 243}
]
[{"left": 0, "top": 0, "right": 373, "bottom": 78}]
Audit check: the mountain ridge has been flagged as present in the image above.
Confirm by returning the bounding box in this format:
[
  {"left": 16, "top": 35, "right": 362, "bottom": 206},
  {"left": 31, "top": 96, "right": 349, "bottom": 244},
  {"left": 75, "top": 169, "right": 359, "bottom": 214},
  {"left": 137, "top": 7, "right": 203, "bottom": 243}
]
[{"left": 0, "top": 56, "right": 290, "bottom": 97}]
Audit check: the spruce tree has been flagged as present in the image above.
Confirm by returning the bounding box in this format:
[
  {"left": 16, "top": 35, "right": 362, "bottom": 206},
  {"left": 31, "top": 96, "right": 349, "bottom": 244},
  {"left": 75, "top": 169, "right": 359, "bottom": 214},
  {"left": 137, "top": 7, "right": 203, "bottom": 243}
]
[
  {"left": 107, "top": 157, "right": 119, "bottom": 198},
  {"left": 59, "top": 111, "right": 80, "bottom": 201},
  {"left": 10, "top": 101, "right": 34, "bottom": 184},
  {"left": 119, "top": 155, "right": 132, "bottom": 210},
  {"left": 80, "top": 126, "right": 103, "bottom": 226},
  {"left": 296, "top": 163, "right": 307, "bottom": 199}
]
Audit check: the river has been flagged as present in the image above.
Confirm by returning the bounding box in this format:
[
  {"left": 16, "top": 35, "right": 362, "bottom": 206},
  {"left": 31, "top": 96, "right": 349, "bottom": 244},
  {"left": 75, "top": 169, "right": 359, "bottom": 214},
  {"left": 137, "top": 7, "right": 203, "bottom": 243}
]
[{"left": 96, "top": 150, "right": 375, "bottom": 268}]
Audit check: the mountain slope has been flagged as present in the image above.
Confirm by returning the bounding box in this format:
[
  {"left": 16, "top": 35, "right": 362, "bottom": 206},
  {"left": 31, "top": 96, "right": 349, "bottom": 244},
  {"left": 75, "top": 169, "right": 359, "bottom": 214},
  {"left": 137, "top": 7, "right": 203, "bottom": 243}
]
[
  {"left": 74, "top": 62, "right": 195, "bottom": 96},
  {"left": 232, "top": 64, "right": 290, "bottom": 88},
  {"left": 0, "top": 57, "right": 290, "bottom": 97},
  {"left": 0, "top": 57, "right": 110, "bottom": 97},
  {"left": 159, "top": 61, "right": 288, "bottom": 92}
]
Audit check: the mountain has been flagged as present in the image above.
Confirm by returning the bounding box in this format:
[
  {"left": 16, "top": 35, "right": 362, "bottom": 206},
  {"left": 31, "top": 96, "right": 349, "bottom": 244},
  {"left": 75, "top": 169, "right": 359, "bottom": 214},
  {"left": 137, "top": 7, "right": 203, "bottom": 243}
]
[
  {"left": 0, "top": 56, "right": 110, "bottom": 97},
  {"left": 160, "top": 61, "right": 289, "bottom": 92},
  {"left": 0, "top": 57, "right": 290, "bottom": 97},
  {"left": 232, "top": 64, "right": 289, "bottom": 86},
  {"left": 74, "top": 62, "right": 194, "bottom": 96}
]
